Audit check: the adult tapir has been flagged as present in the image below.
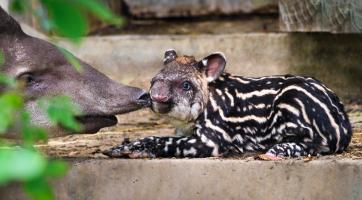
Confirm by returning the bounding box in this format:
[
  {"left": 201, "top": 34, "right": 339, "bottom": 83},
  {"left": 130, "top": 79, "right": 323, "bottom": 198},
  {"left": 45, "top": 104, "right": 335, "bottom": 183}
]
[{"left": 0, "top": 7, "right": 149, "bottom": 137}]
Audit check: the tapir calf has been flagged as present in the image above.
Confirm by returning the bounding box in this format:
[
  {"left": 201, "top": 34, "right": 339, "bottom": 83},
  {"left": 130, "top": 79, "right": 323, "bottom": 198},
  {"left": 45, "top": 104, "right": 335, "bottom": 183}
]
[
  {"left": 0, "top": 7, "right": 149, "bottom": 137},
  {"left": 105, "top": 50, "right": 352, "bottom": 159}
]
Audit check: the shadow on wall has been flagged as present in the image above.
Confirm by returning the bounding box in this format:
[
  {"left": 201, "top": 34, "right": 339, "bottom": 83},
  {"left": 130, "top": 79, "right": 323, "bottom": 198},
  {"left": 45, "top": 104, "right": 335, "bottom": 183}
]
[
  {"left": 288, "top": 33, "right": 362, "bottom": 103},
  {"left": 59, "top": 33, "right": 362, "bottom": 103}
]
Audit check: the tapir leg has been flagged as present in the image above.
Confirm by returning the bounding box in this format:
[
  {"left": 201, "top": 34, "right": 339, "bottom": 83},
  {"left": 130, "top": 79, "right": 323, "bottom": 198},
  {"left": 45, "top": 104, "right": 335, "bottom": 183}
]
[{"left": 103, "top": 136, "right": 216, "bottom": 158}]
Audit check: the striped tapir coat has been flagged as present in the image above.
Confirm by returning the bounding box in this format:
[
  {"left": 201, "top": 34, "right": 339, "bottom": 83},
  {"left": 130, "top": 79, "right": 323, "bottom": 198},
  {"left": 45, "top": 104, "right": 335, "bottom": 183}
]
[{"left": 105, "top": 50, "right": 352, "bottom": 159}]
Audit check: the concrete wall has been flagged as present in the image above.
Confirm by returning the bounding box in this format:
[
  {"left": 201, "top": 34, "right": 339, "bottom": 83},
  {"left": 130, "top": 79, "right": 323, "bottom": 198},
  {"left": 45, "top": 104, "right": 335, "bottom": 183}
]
[
  {"left": 124, "top": 0, "right": 278, "bottom": 18},
  {"left": 1, "top": 159, "right": 362, "bottom": 200},
  {"left": 279, "top": 0, "right": 362, "bottom": 33},
  {"left": 0, "top": 0, "right": 8, "bottom": 12},
  {"left": 59, "top": 33, "right": 362, "bottom": 101}
]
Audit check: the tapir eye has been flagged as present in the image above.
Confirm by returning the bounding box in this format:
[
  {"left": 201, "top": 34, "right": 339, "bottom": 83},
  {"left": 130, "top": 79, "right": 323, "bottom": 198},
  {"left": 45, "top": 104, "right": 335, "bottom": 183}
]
[
  {"left": 18, "top": 73, "right": 35, "bottom": 86},
  {"left": 181, "top": 81, "right": 192, "bottom": 91}
]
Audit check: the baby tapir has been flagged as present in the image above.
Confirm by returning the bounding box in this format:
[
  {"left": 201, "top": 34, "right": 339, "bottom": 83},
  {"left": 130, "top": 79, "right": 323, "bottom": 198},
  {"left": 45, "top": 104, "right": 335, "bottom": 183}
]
[{"left": 105, "top": 50, "right": 352, "bottom": 159}]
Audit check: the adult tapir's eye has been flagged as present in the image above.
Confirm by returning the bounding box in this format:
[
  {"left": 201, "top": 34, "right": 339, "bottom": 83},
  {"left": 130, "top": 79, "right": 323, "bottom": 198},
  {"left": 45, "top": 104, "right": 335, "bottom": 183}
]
[
  {"left": 18, "top": 73, "right": 35, "bottom": 86},
  {"left": 181, "top": 81, "right": 192, "bottom": 91}
]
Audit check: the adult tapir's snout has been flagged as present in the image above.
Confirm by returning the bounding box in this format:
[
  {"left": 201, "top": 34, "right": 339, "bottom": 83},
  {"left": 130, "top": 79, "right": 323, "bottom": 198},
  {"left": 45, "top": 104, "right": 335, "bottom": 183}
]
[
  {"left": 77, "top": 62, "right": 150, "bottom": 116},
  {"left": 0, "top": 7, "right": 150, "bottom": 137},
  {"left": 70, "top": 63, "right": 150, "bottom": 134}
]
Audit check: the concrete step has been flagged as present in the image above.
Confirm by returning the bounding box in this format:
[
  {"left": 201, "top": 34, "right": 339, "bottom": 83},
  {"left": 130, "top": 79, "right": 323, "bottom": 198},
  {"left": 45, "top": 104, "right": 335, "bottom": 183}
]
[
  {"left": 58, "top": 33, "right": 362, "bottom": 102},
  {"left": 1, "top": 158, "right": 362, "bottom": 200}
]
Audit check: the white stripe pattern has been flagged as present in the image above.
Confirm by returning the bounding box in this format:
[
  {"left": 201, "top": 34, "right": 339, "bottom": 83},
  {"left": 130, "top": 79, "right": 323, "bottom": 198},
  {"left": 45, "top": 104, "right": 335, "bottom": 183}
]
[
  {"left": 228, "top": 76, "right": 250, "bottom": 84},
  {"left": 275, "top": 85, "right": 341, "bottom": 151},
  {"left": 210, "top": 94, "right": 268, "bottom": 124},
  {"left": 224, "top": 88, "right": 235, "bottom": 107},
  {"left": 277, "top": 103, "right": 300, "bottom": 116},
  {"left": 205, "top": 118, "right": 232, "bottom": 142},
  {"left": 236, "top": 89, "right": 279, "bottom": 100}
]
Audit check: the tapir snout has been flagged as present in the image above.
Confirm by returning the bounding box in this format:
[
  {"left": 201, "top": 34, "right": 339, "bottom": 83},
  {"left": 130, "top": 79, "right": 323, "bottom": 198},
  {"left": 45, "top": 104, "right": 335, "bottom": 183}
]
[{"left": 0, "top": 7, "right": 150, "bottom": 137}]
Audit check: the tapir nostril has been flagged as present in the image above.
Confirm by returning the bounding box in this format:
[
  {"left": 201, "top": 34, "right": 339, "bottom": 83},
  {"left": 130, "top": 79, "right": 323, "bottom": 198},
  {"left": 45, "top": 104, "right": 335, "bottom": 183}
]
[
  {"left": 151, "top": 94, "right": 169, "bottom": 103},
  {"left": 136, "top": 92, "right": 151, "bottom": 107},
  {"left": 138, "top": 92, "right": 150, "bottom": 101}
]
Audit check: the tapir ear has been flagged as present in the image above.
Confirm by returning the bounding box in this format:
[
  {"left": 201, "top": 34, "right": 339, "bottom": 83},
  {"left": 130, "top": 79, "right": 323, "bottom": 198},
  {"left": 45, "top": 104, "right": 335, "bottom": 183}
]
[
  {"left": 199, "top": 52, "right": 226, "bottom": 82},
  {"left": 163, "top": 49, "right": 177, "bottom": 64},
  {"left": 0, "top": 6, "right": 23, "bottom": 35}
]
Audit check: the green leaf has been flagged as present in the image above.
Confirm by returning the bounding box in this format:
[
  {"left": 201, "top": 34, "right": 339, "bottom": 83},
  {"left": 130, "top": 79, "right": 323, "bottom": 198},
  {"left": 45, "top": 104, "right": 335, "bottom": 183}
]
[
  {"left": 22, "top": 125, "right": 48, "bottom": 144},
  {"left": 38, "top": 96, "right": 82, "bottom": 132},
  {"left": 0, "top": 73, "right": 17, "bottom": 87},
  {"left": 41, "top": 0, "right": 88, "bottom": 41},
  {"left": 0, "top": 49, "right": 4, "bottom": 66},
  {"left": 0, "top": 148, "right": 47, "bottom": 184},
  {"left": 0, "top": 92, "right": 24, "bottom": 134},
  {"left": 10, "top": 0, "right": 28, "bottom": 13},
  {"left": 32, "top": 6, "right": 55, "bottom": 33},
  {"left": 24, "top": 177, "right": 54, "bottom": 200},
  {"left": 45, "top": 160, "right": 68, "bottom": 178},
  {"left": 74, "top": 0, "right": 125, "bottom": 26},
  {"left": 57, "top": 47, "right": 83, "bottom": 72},
  {"left": 20, "top": 112, "right": 42, "bottom": 146}
]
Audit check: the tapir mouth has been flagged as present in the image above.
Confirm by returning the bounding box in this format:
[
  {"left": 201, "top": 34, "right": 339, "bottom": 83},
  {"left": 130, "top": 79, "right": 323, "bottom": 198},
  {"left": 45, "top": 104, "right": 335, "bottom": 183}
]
[
  {"left": 70, "top": 93, "right": 151, "bottom": 134},
  {"left": 76, "top": 115, "right": 118, "bottom": 133},
  {"left": 151, "top": 101, "right": 172, "bottom": 114}
]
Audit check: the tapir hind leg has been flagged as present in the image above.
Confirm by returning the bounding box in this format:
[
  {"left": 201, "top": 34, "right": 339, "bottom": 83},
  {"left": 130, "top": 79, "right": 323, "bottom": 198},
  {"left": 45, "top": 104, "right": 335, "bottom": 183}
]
[{"left": 264, "top": 142, "right": 320, "bottom": 159}]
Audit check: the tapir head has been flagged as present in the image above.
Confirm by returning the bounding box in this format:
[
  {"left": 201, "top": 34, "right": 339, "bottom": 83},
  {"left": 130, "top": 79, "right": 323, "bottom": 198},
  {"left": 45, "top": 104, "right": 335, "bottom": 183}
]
[{"left": 0, "top": 7, "right": 149, "bottom": 137}]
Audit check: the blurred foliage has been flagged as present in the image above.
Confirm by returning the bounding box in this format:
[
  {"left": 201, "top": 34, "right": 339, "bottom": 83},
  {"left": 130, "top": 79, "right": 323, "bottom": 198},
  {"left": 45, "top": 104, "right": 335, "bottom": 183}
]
[
  {"left": 0, "top": 49, "right": 4, "bottom": 65},
  {"left": 11, "top": 0, "right": 124, "bottom": 42},
  {"left": 0, "top": 80, "right": 77, "bottom": 200},
  {"left": 0, "top": 148, "right": 47, "bottom": 184},
  {"left": 0, "top": 91, "right": 23, "bottom": 133},
  {"left": 0, "top": 73, "right": 17, "bottom": 87},
  {"left": 38, "top": 96, "right": 82, "bottom": 132},
  {"left": 0, "top": 86, "right": 72, "bottom": 200},
  {"left": 58, "top": 47, "right": 83, "bottom": 72},
  {"left": 1, "top": 1, "right": 123, "bottom": 200}
]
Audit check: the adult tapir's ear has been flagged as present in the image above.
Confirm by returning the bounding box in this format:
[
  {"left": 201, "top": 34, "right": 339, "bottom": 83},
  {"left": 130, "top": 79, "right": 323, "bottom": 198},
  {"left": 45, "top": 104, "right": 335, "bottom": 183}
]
[
  {"left": 0, "top": 6, "right": 23, "bottom": 35},
  {"left": 163, "top": 49, "right": 177, "bottom": 64},
  {"left": 199, "top": 52, "right": 226, "bottom": 82}
]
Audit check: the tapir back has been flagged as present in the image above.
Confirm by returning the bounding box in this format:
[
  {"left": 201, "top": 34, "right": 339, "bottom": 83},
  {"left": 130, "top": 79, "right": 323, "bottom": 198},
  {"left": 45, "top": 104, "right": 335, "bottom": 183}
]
[{"left": 203, "top": 73, "right": 352, "bottom": 154}]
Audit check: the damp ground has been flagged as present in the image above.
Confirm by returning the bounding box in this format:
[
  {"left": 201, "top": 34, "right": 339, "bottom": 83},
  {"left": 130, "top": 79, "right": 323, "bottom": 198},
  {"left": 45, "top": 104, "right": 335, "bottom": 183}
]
[{"left": 35, "top": 103, "right": 362, "bottom": 160}]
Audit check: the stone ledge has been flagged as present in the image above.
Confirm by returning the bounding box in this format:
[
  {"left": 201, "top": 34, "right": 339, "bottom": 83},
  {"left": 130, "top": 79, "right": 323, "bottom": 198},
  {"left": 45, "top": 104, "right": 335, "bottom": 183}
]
[
  {"left": 1, "top": 158, "right": 362, "bottom": 200},
  {"left": 123, "top": 0, "right": 278, "bottom": 18}
]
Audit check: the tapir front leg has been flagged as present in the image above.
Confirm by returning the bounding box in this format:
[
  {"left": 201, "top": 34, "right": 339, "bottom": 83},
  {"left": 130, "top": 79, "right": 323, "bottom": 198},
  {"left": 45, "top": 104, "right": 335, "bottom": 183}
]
[{"left": 103, "top": 136, "right": 216, "bottom": 158}]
